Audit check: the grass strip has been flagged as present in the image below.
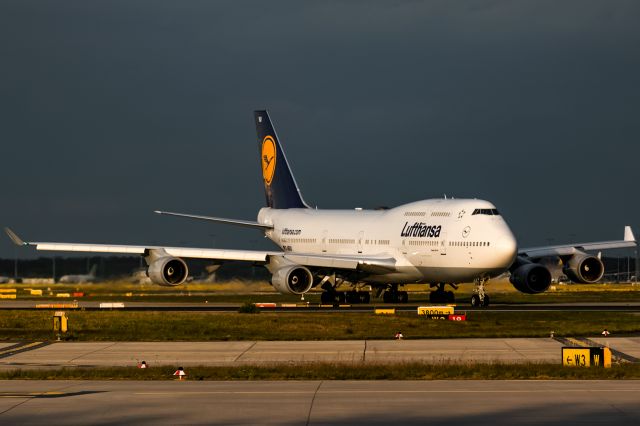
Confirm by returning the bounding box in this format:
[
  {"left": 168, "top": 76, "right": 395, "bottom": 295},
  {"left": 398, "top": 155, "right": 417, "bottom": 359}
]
[
  {"left": 1, "top": 310, "right": 639, "bottom": 341},
  {"left": 2, "top": 363, "right": 640, "bottom": 380}
]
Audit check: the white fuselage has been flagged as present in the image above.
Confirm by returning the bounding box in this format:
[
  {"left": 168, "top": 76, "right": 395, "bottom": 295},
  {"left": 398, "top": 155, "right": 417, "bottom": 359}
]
[
  {"left": 58, "top": 274, "right": 96, "bottom": 284},
  {"left": 258, "top": 199, "right": 518, "bottom": 284}
]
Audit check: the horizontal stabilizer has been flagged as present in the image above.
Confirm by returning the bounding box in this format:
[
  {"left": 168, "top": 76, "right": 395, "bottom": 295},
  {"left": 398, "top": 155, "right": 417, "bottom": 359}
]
[{"left": 154, "top": 211, "right": 273, "bottom": 230}]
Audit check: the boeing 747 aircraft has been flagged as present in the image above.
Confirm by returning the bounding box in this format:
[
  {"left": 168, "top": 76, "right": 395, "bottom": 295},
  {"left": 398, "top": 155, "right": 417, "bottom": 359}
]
[
  {"left": 5, "top": 111, "right": 636, "bottom": 306},
  {"left": 58, "top": 264, "right": 98, "bottom": 284}
]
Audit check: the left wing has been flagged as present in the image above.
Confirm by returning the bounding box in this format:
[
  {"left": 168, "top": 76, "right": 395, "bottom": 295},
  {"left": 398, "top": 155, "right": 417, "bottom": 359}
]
[
  {"left": 519, "top": 226, "right": 636, "bottom": 258},
  {"left": 4, "top": 227, "right": 396, "bottom": 273},
  {"left": 5, "top": 227, "right": 277, "bottom": 262}
]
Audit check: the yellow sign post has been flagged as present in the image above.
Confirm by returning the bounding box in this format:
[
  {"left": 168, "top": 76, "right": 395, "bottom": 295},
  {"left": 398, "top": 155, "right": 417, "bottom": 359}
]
[
  {"left": 417, "top": 306, "right": 455, "bottom": 316},
  {"left": 53, "top": 311, "right": 68, "bottom": 333}
]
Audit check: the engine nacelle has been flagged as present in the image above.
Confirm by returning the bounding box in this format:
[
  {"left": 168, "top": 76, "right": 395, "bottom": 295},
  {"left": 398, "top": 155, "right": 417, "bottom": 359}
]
[
  {"left": 563, "top": 254, "right": 604, "bottom": 283},
  {"left": 147, "top": 257, "right": 188, "bottom": 286},
  {"left": 271, "top": 265, "right": 314, "bottom": 294},
  {"left": 510, "top": 263, "right": 552, "bottom": 294}
]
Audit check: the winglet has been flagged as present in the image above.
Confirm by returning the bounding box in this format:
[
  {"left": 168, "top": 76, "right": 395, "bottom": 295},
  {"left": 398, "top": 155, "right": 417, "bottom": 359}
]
[
  {"left": 4, "top": 227, "right": 27, "bottom": 246},
  {"left": 624, "top": 226, "right": 636, "bottom": 243}
]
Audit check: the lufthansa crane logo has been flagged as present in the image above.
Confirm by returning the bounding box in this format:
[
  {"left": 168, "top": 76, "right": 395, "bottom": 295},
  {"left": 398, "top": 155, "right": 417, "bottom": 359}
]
[
  {"left": 462, "top": 226, "right": 471, "bottom": 238},
  {"left": 261, "top": 136, "right": 276, "bottom": 185}
]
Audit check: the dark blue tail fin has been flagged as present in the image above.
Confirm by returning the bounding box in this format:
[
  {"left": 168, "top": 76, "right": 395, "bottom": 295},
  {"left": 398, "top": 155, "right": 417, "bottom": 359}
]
[{"left": 254, "top": 111, "right": 309, "bottom": 209}]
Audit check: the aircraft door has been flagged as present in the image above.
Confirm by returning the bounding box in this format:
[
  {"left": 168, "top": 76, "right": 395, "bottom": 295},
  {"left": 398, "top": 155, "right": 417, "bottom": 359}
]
[
  {"left": 358, "top": 231, "right": 364, "bottom": 253},
  {"left": 440, "top": 232, "right": 447, "bottom": 255},
  {"left": 322, "top": 230, "right": 328, "bottom": 253}
]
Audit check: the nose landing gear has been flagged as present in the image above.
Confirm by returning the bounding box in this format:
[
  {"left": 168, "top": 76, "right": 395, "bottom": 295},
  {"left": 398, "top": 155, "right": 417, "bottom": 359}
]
[{"left": 471, "top": 277, "right": 490, "bottom": 307}]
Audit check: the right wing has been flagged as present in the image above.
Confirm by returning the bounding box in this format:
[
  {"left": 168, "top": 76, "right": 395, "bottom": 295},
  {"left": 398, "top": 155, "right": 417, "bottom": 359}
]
[
  {"left": 519, "top": 226, "right": 636, "bottom": 258},
  {"left": 153, "top": 210, "right": 273, "bottom": 230}
]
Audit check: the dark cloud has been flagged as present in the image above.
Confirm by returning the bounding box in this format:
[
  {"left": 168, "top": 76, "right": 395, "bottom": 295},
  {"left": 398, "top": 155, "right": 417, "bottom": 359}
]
[{"left": 1, "top": 0, "right": 639, "bottom": 257}]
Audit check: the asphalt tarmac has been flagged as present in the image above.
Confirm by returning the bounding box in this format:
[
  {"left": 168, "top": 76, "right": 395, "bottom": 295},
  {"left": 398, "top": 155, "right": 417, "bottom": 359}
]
[
  {"left": 3, "top": 300, "right": 640, "bottom": 312},
  {"left": 2, "top": 337, "right": 640, "bottom": 370},
  {"left": 1, "top": 380, "right": 639, "bottom": 425}
]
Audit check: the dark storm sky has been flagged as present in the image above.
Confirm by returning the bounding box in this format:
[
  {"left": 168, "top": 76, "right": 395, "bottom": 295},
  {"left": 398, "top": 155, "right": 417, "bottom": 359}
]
[{"left": 1, "top": 0, "right": 639, "bottom": 258}]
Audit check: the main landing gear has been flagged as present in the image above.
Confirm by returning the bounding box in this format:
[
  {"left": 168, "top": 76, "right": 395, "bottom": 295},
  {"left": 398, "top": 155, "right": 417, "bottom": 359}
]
[
  {"left": 320, "top": 290, "right": 370, "bottom": 304},
  {"left": 319, "top": 278, "right": 371, "bottom": 305},
  {"left": 471, "top": 277, "right": 490, "bottom": 307},
  {"left": 429, "top": 283, "right": 457, "bottom": 303},
  {"left": 381, "top": 284, "right": 409, "bottom": 303}
]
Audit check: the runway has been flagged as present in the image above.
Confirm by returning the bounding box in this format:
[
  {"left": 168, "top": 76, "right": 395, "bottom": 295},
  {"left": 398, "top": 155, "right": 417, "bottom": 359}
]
[
  {"left": 3, "top": 300, "right": 640, "bottom": 312},
  {"left": 2, "top": 337, "right": 639, "bottom": 370},
  {"left": 1, "top": 380, "right": 640, "bottom": 425}
]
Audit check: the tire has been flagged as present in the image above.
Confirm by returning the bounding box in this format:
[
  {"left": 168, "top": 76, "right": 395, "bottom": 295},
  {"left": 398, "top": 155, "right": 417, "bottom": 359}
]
[
  {"left": 346, "top": 291, "right": 358, "bottom": 304},
  {"left": 446, "top": 291, "right": 455, "bottom": 303},
  {"left": 320, "top": 292, "right": 334, "bottom": 304},
  {"left": 360, "top": 292, "right": 371, "bottom": 304},
  {"left": 482, "top": 295, "right": 490, "bottom": 307},
  {"left": 398, "top": 291, "right": 409, "bottom": 303},
  {"left": 383, "top": 291, "right": 392, "bottom": 303},
  {"left": 338, "top": 292, "right": 346, "bottom": 304},
  {"left": 471, "top": 294, "right": 480, "bottom": 307},
  {"left": 429, "top": 291, "right": 435, "bottom": 303}
]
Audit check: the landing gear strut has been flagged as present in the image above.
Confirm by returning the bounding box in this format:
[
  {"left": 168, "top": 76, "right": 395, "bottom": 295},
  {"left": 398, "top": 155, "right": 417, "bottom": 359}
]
[
  {"left": 471, "top": 277, "right": 490, "bottom": 307},
  {"left": 381, "top": 284, "right": 408, "bottom": 303},
  {"left": 429, "top": 283, "right": 457, "bottom": 303}
]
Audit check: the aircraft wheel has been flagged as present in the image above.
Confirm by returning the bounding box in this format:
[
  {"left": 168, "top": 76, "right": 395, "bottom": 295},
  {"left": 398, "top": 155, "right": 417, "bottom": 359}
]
[
  {"left": 383, "top": 291, "right": 392, "bottom": 303},
  {"left": 398, "top": 291, "right": 409, "bottom": 304},
  {"left": 320, "top": 292, "right": 334, "bottom": 304},
  {"left": 338, "top": 292, "right": 346, "bottom": 304},
  {"left": 482, "top": 295, "right": 490, "bottom": 307},
  {"left": 471, "top": 294, "right": 481, "bottom": 307},
  {"left": 360, "top": 292, "right": 371, "bottom": 304},
  {"left": 429, "top": 291, "right": 435, "bottom": 303},
  {"left": 446, "top": 291, "right": 455, "bottom": 303}
]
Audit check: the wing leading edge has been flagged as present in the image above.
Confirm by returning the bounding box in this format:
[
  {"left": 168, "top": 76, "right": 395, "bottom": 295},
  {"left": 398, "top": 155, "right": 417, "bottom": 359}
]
[{"left": 153, "top": 211, "right": 273, "bottom": 230}]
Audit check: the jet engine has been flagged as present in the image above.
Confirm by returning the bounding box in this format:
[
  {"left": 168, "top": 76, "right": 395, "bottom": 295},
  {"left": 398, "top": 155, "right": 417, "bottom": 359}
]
[
  {"left": 510, "top": 263, "right": 552, "bottom": 294},
  {"left": 271, "top": 265, "right": 314, "bottom": 294},
  {"left": 563, "top": 254, "right": 604, "bottom": 283},
  {"left": 147, "top": 256, "right": 189, "bottom": 286}
]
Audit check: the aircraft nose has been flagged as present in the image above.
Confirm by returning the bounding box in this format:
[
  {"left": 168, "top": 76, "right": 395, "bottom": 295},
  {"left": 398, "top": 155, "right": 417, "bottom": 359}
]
[{"left": 494, "top": 232, "right": 517, "bottom": 268}]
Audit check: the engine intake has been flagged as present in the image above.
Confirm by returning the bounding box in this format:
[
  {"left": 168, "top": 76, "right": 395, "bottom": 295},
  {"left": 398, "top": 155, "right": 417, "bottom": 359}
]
[
  {"left": 147, "top": 257, "right": 188, "bottom": 286},
  {"left": 271, "top": 265, "right": 313, "bottom": 294},
  {"left": 510, "top": 263, "right": 552, "bottom": 294},
  {"left": 563, "top": 254, "right": 604, "bottom": 283}
]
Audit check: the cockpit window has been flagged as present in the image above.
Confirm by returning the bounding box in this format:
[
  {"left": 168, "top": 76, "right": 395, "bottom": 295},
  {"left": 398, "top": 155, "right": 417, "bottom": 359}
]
[{"left": 472, "top": 208, "right": 500, "bottom": 216}]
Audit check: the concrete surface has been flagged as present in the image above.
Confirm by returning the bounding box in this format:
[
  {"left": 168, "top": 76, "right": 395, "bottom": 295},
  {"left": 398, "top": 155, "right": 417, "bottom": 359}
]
[
  {"left": 1, "top": 380, "right": 639, "bottom": 425},
  {"left": 3, "top": 337, "right": 639, "bottom": 370},
  {"left": 0, "top": 339, "right": 566, "bottom": 369},
  {"left": 590, "top": 337, "right": 640, "bottom": 359}
]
